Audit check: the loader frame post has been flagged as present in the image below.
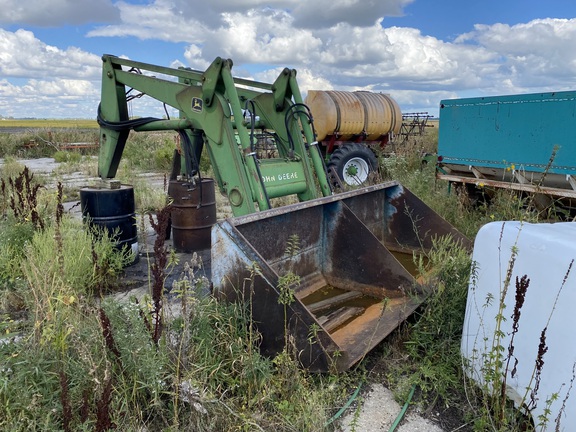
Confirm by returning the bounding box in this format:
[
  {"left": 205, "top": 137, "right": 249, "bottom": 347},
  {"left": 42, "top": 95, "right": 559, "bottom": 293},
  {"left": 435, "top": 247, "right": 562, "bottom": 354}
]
[{"left": 98, "top": 57, "right": 131, "bottom": 178}]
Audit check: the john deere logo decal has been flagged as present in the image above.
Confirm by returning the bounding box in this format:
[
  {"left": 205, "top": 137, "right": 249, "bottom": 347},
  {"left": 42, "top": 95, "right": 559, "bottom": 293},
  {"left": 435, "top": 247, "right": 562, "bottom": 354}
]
[{"left": 192, "top": 97, "right": 203, "bottom": 112}]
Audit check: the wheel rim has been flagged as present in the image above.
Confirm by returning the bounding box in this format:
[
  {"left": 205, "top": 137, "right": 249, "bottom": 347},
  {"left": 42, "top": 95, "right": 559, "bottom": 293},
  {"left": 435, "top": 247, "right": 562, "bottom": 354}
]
[{"left": 342, "top": 157, "right": 370, "bottom": 185}]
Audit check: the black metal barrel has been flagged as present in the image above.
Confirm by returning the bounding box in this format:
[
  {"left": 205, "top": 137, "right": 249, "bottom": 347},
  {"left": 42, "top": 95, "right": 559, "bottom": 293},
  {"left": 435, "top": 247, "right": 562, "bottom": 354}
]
[
  {"left": 79, "top": 185, "right": 139, "bottom": 265},
  {"left": 168, "top": 179, "right": 216, "bottom": 252}
]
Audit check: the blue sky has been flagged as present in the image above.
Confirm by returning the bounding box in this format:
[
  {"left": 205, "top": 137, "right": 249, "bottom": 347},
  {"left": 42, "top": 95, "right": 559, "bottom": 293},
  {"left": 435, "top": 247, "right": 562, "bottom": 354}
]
[
  {"left": 1, "top": 0, "right": 576, "bottom": 118},
  {"left": 385, "top": 0, "right": 576, "bottom": 40}
]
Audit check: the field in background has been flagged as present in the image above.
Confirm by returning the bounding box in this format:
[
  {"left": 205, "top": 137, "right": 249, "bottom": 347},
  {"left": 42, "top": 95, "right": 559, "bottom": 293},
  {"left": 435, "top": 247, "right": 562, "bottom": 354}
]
[{"left": 0, "top": 119, "right": 98, "bottom": 129}]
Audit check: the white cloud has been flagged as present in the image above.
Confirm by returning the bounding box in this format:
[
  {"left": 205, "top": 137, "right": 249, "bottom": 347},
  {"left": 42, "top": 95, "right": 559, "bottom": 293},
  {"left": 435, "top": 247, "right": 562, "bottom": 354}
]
[
  {"left": 182, "top": 45, "right": 211, "bottom": 70},
  {"left": 291, "top": 0, "right": 413, "bottom": 28},
  {"left": 0, "top": 78, "right": 99, "bottom": 118},
  {"left": 86, "top": 0, "right": 412, "bottom": 40},
  {"left": 456, "top": 18, "right": 576, "bottom": 91},
  {"left": 4, "top": 2, "right": 576, "bottom": 118},
  {"left": 316, "top": 21, "right": 396, "bottom": 66},
  {"left": 0, "top": 79, "right": 24, "bottom": 98},
  {"left": 0, "top": 29, "right": 101, "bottom": 79},
  {"left": 389, "top": 89, "right": 458, "bottom": 110},
  {"left": 83, "top": 2, "right": 499, "bottom": 97},
  {"left": 292, "top": 69, "right": 335, "bottom": 93},
  {"left": 86, "top": 0, "right": 412, "bottom": 42},
  {"left": 383, "top": 27, "right": 496, "bottom": 86},
  {"left": 30, "top": 79, "right": 97, "bottom": 97},
  {"left": 0, "top": 0, "right": 119, "bottom": 26},
  {"left": 87, "top": 0, "right": 210, "bottom": 42},
  {"left": 208, "top": 10, "right": 322, "bottom": 63},
  {"left": 263, "top": 22, "right": 496, "bottom": 93},
  {"left": 252, "top": 67, "right": 334, "bottom": 94},
  {"left": 0, "top": 29, "right": 101, "bottom": 118}
]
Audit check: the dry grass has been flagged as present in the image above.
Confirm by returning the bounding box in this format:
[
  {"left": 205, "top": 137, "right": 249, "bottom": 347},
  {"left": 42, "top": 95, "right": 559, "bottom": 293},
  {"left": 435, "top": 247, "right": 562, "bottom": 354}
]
[{"left": 0, "top": 119, "right": 98, "bottom": 129}]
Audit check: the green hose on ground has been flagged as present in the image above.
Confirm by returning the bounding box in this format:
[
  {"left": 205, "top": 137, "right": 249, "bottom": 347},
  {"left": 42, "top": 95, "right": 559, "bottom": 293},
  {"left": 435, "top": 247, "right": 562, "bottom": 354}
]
[
  {"left": 324, "top": 382, "right": 417, "bottom": 431},
  {"left": 388, "top": 384, "right": 417, "bottom": 432},
  {"left": 324, "top": 381, "right": 364, "bottom": 427}
]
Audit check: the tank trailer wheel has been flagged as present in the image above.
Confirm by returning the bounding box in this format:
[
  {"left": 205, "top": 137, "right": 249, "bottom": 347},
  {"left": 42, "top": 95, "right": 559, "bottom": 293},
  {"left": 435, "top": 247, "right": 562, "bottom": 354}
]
[{"left": 327, "top": 143, "right": 378, "bottom": 187}]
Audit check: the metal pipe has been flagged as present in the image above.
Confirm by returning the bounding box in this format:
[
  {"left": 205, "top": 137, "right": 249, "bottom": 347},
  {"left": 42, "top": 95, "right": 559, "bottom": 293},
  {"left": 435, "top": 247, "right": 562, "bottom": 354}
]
[{"left": 133, "top": 119, "right": 193, "bottom": 132}]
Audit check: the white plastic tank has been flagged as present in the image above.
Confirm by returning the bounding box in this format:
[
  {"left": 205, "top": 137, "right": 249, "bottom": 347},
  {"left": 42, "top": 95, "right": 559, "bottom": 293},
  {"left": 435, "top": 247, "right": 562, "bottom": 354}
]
[{"left": 462, "top": 221, "right": 576, "bottom": 430}]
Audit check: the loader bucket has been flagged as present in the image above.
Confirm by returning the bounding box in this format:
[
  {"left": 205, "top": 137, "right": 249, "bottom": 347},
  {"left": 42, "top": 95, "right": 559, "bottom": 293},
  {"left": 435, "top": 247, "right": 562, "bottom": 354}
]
[{"left": 211, "top": 181, "right": 470, "bottom": 372}]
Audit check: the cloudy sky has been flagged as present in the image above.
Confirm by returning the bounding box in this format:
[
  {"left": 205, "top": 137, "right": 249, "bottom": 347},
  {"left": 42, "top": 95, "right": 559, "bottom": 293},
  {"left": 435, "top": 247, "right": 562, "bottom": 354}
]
[{"left": 1, "top": 0, "right": 576, "bottom": 119}]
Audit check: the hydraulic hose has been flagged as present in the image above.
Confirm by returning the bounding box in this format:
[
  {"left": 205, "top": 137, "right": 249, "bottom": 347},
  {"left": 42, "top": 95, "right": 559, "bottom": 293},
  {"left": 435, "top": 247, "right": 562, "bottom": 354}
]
[
  {"left": 284, "top": 103, "right": 315, "bottom": 157},
  {"left": 284, "top": 103, "right": 314, "bottom": 158},
  {"left": 177, "top": 130, "right": 206, "bottom": 208},
  {"left": 96, "top": 104, "right": 161, "bottom": 131},
  {"left": 244, "top": 100, "right": 257, "bottom": 153},
  {"left": 177, "top": 131, "right": 198, "bottom": 178},
  {"left": 285, "top": 103, "right": 332, "bottom": 192},
  {"left": 244, "top": 100, "right": 272, "bottom": 209}
]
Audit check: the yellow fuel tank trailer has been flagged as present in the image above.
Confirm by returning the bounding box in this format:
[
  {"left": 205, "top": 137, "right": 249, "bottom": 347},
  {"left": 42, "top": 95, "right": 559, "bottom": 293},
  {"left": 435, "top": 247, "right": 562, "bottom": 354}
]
[{"left": 305, "top": 90, "right": 402, "bottom": 187}]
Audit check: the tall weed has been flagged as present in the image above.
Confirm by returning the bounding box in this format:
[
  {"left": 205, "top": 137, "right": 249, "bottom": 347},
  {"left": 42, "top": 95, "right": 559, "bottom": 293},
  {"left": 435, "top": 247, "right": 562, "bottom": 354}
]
[
  {"left": 21, "top": 218, "right": 126, "bottom": 298},
  {"left": 384, "top": 236, "right": 473, "bottom": 406},
  {"left": 378, "top": 135, "right": 551, "bottom": 430}
]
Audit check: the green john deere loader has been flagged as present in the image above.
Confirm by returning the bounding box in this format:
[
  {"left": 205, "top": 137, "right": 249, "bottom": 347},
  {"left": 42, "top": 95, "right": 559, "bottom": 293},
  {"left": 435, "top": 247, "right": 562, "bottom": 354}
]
[{"left": 93, "top": 55, "right": 469, "bottom": 372}]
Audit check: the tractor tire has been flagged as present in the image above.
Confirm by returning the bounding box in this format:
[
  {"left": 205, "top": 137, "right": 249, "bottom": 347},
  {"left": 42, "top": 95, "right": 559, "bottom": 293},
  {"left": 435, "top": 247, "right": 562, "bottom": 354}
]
[{"left": 327, "top": 143, "right": 378, "bottom": 187}]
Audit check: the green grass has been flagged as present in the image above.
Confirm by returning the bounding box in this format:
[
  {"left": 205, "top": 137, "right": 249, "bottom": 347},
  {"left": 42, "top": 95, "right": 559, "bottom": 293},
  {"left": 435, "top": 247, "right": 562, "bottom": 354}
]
[
  {"left": 0, "top": 167, "right": 349, "bottom": 432},
  {"left": 375, "top": 126, "right": 556, "bottom": 431},
  {"left": 0, "top": 123, "right": 561, "bottom": 431}
]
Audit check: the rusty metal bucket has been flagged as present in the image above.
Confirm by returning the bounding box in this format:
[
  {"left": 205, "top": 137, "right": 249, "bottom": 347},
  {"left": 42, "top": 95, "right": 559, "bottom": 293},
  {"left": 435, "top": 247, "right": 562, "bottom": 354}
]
[
  {"left": 168, "top": 179, "right": 216, "bottom": 252},
  {"left": 211, "top": 181, "right": 470, "bottom": 372}
]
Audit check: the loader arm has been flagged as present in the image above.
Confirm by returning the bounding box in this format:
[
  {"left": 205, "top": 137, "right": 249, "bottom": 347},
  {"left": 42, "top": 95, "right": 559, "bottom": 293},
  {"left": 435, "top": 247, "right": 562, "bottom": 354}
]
[
  {"left": 97, "top": 55, "right": 331, "bottom": 216},
  {"left": 95, "top": 54, "right": 473, "bottom": 373}
]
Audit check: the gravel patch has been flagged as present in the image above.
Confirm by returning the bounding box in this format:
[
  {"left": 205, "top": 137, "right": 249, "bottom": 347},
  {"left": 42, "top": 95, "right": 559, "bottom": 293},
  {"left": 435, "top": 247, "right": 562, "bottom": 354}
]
[{"left": 338, "top": 383, "right": 444, "bottom": 432}]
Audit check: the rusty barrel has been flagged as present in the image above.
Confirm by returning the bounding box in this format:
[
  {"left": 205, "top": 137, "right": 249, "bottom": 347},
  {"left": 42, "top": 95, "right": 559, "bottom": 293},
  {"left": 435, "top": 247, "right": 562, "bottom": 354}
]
[
  {"left": 168, "top": 179, "right": 216, "bottom": 252},
  {"left": 79, "top": 185, "right": 139, "bottom": 266}
]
